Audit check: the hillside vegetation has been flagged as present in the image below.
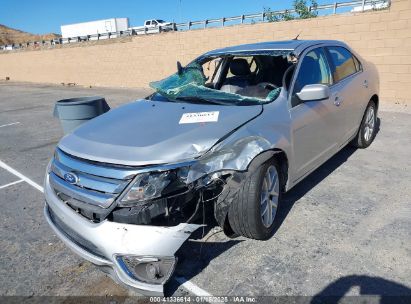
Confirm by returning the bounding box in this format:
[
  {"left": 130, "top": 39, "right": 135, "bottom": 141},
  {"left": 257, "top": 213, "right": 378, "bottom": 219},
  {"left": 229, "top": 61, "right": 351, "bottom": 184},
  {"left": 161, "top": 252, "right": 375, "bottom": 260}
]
[{"left": 0, "top": 24, "right": 60, "bottom": 45}]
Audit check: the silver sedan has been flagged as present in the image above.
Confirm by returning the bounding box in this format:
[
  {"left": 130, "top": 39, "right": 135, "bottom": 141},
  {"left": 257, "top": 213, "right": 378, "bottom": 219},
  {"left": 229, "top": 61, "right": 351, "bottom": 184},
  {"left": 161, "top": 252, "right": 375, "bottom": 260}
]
[{"left": 45, "top": 39, "right": 379, "bottom": 295}]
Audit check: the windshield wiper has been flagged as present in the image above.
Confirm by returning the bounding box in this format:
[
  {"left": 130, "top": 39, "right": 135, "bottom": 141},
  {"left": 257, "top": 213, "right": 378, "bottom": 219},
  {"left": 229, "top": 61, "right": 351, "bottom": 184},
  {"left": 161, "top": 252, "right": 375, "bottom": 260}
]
[{"left": 175, "top": 96, "right": 231, "bottom": 105}]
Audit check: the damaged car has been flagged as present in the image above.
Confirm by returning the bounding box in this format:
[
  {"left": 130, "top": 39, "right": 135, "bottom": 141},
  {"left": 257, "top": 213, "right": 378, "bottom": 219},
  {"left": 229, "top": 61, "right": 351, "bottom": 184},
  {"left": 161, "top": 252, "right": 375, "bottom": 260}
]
[{"left": 44, "top": 40, "right": 379, "bottom": 295}]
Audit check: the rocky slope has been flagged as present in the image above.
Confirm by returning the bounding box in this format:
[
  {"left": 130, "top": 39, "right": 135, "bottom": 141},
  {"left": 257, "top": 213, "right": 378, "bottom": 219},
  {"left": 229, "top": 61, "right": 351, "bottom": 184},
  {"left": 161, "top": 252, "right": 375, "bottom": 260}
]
[{"left": 0, "top": 24, "right": 60, "bottom": 45}]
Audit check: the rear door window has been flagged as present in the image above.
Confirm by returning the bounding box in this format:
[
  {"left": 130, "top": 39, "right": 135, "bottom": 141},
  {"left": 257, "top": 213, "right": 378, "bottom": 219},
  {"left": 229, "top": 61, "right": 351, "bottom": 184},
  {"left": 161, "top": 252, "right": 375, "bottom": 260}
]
[
  {"left": 327, "top": 46, "right": 358, "bottom": 82},
  {"left": 353, "top": 55, "right": 362, "bottom": 72}
]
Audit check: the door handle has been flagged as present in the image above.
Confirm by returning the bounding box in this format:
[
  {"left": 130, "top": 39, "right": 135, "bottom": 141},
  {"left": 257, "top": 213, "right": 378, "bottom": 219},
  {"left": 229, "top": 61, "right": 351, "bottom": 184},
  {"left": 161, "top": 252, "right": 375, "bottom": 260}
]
[
  {"left": 363, "top": 80, "right": 368, "bottom": 88},
  {"left": 334, "top": 96, "right": 343, "bottom": 106}
]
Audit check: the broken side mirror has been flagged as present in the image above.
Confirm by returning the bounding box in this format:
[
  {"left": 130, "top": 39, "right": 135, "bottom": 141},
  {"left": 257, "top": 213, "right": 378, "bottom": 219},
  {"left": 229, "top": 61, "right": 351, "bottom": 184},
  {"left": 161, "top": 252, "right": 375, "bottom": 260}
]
[{"left": 297, "top": 84, "right": 330, "bottom": 102}]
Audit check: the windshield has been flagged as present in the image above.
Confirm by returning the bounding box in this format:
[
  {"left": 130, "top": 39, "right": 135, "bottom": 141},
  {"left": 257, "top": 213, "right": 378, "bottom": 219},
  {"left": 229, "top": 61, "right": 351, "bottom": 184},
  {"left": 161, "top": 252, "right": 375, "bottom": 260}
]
[{"left": 150, "top": 52, "right": 294, "bottom": 105}]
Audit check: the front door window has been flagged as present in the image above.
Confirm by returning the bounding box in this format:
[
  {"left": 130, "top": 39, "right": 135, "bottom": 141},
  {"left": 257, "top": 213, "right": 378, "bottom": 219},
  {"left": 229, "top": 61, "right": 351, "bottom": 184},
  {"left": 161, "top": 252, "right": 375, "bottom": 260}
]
[{"left": 292, "top": 48, "right": 332, "bottom": 106}]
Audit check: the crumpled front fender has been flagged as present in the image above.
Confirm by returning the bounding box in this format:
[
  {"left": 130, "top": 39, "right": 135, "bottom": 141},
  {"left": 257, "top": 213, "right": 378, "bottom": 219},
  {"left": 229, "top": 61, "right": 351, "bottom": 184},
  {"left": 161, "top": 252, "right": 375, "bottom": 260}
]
[
  {"left": 185, "top": 106, "right": 291, "bottom": 228},
  {"left": 211, "top": 150, "right": 281, "bottom": 228}
]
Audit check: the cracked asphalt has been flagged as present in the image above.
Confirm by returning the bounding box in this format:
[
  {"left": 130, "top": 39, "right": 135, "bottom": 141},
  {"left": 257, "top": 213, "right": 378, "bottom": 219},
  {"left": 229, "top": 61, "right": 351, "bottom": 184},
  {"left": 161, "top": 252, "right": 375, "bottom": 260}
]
[{"left": 0, "top": 81, "right": 410, "bottom": 301}]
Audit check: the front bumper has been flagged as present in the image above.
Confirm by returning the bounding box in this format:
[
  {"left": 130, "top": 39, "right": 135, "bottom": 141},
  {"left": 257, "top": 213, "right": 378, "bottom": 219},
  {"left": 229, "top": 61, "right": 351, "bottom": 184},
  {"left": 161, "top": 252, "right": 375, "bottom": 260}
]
[{"left": 44, "top": 173, "right": 200, "bottom": 295}]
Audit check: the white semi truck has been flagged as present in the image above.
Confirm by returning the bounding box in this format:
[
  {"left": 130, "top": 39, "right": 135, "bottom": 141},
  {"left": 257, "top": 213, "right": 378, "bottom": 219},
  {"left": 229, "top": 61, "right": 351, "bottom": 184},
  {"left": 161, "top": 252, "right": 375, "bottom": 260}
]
[{"left": 60, "top": 18, "right": 129, "bottom": 42}]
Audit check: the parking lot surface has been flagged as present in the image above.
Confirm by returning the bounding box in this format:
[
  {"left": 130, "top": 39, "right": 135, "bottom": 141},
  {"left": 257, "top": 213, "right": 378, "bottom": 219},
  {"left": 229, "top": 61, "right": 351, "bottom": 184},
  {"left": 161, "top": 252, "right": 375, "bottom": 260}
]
[{"left": 0, "top": 82, "right": 410, "bottom": 300}]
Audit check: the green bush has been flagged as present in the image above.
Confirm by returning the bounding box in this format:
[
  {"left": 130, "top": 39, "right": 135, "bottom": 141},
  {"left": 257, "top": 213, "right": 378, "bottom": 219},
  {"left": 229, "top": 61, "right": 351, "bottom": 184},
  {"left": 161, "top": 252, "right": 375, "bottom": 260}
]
[{"left": 265, "top": 0, "right": 318, "bottom": 22}]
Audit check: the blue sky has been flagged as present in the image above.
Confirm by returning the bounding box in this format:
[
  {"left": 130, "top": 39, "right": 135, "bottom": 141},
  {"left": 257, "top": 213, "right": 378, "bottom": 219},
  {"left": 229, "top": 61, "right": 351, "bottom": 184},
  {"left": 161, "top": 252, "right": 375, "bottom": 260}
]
[{"left": 1, "top": 0, "right": 339, "bottom": 34}]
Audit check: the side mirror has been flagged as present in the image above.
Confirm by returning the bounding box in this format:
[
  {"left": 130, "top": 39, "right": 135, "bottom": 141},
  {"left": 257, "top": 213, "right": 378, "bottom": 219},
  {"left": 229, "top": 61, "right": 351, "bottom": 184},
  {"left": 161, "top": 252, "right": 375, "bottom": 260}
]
[
  {"left": 177, "top": 61, "right": 183, "bottom": 75},
  {"left": 296, "top": 84, "right": 330, "bottom": 101}
]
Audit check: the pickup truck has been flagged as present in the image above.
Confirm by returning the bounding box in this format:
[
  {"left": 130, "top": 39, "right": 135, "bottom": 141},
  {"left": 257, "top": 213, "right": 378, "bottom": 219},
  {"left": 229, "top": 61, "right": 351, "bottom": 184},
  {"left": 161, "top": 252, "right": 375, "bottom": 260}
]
[
  {"left": 44, "top": 39, "right": 379, "bottom": 296},
  {"left": 130, "top": 19, "right": 176, "bottom": 34}
]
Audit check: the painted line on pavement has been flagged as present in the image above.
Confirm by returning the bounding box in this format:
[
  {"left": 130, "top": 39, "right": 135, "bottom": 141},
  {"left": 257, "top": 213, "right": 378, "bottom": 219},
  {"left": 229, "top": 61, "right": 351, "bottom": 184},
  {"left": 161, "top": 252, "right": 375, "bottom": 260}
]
[
  {"left": 0, "top": 179, "right": 24, "bottom": 189},
  {"left": 0, "top": 122, "right": 20, "bottom": 128},
  {"left": 0, "top": 160, "right": 44, "bottom": 192},
  {"left": 174, "top": 276, "right": 213, "bottom": 297}
]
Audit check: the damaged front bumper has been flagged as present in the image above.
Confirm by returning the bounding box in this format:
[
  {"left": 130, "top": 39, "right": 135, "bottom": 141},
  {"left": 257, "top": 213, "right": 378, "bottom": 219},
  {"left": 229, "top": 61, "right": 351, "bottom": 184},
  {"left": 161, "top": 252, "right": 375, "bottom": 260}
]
[{"left": 44, "top": 173, "right": 200, "bottom": 295}]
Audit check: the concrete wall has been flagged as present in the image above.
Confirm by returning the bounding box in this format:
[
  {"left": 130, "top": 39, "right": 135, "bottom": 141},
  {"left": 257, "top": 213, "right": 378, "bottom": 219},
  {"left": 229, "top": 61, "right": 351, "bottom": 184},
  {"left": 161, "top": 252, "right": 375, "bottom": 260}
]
[{"left": 1, "top": 0, "right": 410, "bottom": 103}]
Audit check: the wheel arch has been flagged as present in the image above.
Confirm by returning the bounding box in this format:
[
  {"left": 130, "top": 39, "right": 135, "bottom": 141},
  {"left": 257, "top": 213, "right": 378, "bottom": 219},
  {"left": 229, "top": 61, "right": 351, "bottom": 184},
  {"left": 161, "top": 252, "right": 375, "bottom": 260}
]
[
  {"left": 370, "top": 94, "right": 379, "bottom": 111},
  {"left": 244, "top": 148, "right": 289, "bottom": 192},
  {"left": 215, "top": 147, "right": 289, "bottom": 235},
  {"left": 271, "top": 148, "right": 289, "bottom": 192}
]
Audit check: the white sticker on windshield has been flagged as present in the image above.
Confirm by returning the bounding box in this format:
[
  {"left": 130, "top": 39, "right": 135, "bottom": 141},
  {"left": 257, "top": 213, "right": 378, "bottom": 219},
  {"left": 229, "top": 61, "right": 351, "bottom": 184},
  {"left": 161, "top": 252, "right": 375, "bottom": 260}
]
[{"left": 179, "top": 111, "right": 220, "bottom": 124}]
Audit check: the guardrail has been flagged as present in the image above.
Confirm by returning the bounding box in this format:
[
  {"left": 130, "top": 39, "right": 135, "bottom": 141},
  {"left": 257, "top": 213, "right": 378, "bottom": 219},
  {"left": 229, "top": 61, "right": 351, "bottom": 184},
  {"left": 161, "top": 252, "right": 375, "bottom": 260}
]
[{"left": 0, "top": 0, "right": 390, "bottom": 51}]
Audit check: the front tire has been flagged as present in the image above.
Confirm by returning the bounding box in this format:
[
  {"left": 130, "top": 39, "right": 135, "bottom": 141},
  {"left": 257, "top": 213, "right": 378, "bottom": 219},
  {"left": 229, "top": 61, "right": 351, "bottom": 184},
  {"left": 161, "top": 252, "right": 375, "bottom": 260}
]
[
  {"left": 228, "top": 159, "right": 282, "bottom": 240},
  {"left": 351, "top": 100, "right": 377, "bottom": 148}
]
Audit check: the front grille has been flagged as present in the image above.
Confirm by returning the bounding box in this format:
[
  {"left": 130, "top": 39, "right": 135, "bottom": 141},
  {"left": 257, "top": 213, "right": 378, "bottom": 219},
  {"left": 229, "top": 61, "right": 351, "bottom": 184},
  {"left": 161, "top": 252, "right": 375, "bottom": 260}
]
[
  {"left": 48, "top": 206, "right": 106, "bottom": 259},
  {"left": 50, "top": 148, "right": 135, "bottom": 222}
]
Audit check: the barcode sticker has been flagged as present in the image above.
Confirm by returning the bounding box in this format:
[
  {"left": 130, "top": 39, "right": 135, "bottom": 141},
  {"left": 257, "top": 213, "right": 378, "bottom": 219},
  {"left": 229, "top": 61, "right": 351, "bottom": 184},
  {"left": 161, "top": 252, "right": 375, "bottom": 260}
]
[{"left": 179, "top": 111, "right": 220, "bottom": 124}]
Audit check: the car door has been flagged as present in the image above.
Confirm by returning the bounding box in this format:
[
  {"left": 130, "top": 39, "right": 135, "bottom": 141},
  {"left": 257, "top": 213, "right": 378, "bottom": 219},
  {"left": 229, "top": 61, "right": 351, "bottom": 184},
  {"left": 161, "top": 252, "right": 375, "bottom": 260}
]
[
  {"left": 290, "top": 47, "right": 346, "bottom": 181},
  {"left": 325, "top": 46, "right": 367, "bottom": 143}
]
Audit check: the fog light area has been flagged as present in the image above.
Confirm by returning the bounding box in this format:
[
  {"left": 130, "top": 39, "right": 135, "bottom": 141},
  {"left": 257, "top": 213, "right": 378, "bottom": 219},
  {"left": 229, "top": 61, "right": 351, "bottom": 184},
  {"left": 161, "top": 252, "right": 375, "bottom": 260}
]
[{"left": 116, "top": 255, "right": 176, "bottom": 284}]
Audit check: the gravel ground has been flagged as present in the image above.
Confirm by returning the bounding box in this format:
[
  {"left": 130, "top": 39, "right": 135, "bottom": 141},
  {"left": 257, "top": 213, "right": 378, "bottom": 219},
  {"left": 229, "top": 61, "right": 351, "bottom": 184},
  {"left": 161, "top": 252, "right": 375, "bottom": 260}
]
[{"left": 0, "top": 81, "right": 410, "bottom": 302}]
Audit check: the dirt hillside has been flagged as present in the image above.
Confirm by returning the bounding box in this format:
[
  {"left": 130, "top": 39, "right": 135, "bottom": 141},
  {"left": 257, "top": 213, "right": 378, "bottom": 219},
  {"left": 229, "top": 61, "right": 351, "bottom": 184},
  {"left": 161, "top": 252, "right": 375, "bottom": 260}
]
[{"left": 0, "top": 24, "right": 60, "bottom": 45}]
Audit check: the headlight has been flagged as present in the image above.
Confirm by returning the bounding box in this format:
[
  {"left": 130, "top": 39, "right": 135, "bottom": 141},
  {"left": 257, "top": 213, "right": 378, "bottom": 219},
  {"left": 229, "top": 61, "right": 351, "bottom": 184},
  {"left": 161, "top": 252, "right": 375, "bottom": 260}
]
[{"left": 118, "top": 167, "right": 190, "bottom": 207}]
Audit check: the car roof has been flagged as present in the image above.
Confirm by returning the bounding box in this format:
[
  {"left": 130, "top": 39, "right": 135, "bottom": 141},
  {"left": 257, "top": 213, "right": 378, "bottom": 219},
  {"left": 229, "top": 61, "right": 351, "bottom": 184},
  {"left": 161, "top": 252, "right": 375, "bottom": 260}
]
[{"left": 204, "top": 40, "right": 347, "bottom": 57}]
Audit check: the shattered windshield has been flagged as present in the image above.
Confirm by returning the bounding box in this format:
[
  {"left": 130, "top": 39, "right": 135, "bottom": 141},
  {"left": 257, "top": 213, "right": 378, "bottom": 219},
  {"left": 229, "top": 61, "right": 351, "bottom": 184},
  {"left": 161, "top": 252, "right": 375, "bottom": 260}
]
[{"left": 150, "top": 51, "right": 294, "bottom": 105}]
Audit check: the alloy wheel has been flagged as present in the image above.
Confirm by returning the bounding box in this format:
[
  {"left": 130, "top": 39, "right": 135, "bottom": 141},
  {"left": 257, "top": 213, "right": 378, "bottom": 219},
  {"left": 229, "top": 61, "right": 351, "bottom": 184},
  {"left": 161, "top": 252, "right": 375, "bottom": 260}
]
[
  {"left": 364, "top": 105, "right": 375, "bottom": 142},
  {"left": 260, "top": 165, "right": 280, "bottom": 228}
]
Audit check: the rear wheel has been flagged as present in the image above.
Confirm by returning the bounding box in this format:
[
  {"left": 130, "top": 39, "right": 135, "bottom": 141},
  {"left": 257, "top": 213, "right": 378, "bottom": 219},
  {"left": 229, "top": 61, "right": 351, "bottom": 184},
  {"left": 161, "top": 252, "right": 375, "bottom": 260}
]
[
  {"left": 351, "top": 100, "right": 377, "bottom": 148},
  {"left": 228, "top": 159, "right": 282, "bottom": 240}
]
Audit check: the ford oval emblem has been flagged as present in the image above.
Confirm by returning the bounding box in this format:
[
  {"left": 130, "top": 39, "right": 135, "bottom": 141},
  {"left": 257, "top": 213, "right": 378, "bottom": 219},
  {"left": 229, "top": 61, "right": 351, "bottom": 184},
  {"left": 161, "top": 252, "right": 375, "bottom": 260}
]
[{"left": 64, "top": 172, "right": 78, "bottom": 185}]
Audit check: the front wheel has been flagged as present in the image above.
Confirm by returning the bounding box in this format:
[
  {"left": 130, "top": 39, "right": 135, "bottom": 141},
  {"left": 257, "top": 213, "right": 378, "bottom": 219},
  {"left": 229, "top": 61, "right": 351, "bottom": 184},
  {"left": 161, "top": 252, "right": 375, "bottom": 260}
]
[
  {"left": 227, "top": 159, "right": 282, "bottom": 240},
  {"left": 351, "top": 100, "right": 377, "bottom": 148}
]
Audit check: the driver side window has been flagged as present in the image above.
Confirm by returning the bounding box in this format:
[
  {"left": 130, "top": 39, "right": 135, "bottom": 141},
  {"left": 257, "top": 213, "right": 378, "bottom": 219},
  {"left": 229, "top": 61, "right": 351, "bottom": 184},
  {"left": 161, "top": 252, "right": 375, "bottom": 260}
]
[{"left": 292, "top": 48, "right": 332, "bottom": 106}]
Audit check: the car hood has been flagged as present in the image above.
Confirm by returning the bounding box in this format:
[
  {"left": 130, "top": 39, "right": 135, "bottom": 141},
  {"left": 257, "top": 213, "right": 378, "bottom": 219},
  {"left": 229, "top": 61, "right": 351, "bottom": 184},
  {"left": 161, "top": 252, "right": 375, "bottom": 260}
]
[{"left": 58, "top": 100, "right": 263, "bottom": 166}]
